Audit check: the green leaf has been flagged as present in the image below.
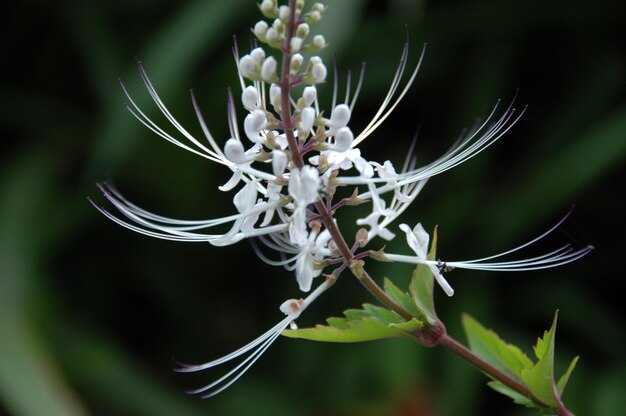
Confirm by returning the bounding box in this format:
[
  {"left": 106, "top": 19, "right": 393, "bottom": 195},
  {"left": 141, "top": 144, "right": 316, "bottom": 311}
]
[
  {"left": 556, "top": 356, "right": 579, "bottom": 395},
  {"left": 282, "top": 304, "right": 423, "bottom": 343},
  {"left": 409, "top": 226, "right": 439, "bottom": 325},
  {"left": 383, "top": 277, "right": 421, "bottom": 317},
  {"left": 520, "top": 312, "right": 559, "bottom": 407},
  {"left": 487, "top": 381, "right": 534, "bottom": 408},
  {"left": 462, "top": 314, "right": 533, "bottom": 380}
]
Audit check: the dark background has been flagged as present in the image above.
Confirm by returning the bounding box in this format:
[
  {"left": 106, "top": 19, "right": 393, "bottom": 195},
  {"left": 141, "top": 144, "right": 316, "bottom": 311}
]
[{"left": 1, "top": 0, "right": 624, "bottom": 415}]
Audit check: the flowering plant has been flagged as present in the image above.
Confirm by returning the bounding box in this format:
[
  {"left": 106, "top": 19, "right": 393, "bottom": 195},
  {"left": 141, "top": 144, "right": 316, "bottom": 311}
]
[{"left": 91, "top": 0, "right": 591, "bottom": 413}]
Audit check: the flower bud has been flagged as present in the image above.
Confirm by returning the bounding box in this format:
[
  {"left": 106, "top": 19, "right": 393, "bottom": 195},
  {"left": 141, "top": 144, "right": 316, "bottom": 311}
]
[
  {"left": 261, "top": 56, "right": 278, "bottom": 83},
  {"left": 356, "top": 228, "right": 369, "bottom": 247},
  {"left": 311, "top": 35, "right": 326, "bottom": 50},
  {"left": 269, "top": 83, "right": 281, "bottom": 110},
  {"left": 253, "top": 21, "right": 269, "bottom": 42},
  {"left": 272, "top": 149, "right": 288, "bottom": 176},
  {"left": 290, "top": 37, "right": 303, "bottom": 53},
  {"left": 307, "top": 10, "right": 321, "bottom": 23},
  {"left": 290, "top": 53, "right": 303, "bottom": 74},
  {"left": 278, "top": 5, "right": 290, "bottom": 22},
  {"left": 334, "top": 127, "right": 354, "bottom": 152},
  {"left": 303, "top": 86, "right": 317, "bottom": 106},
  {"left": 224, "top": 138, "right": 247, "bottom": 164},
  {"left": 266, "top": 27, "right": 278, "bottom": 44},
  {"left": 250, "top": 47, "right": 266, "bottom": 65},
  {"left": 239, "top": 55, "right": 256, "bottom": 79},
  {"left": 311, "top": 62, "right": 327, "bottom": 83},
  {"left": 312, "top": 2, "right": 326, "bottom": 12},
  {"left": 241, "top": 86, "right": 259, "bottom": 111},
  {"left": 296, "top": 23, "right": 310, "bottom": 38},
  {"left": 299, "top": 107, "right": 316, "bottom": 135},
  {"left": 260, "top": 0, "right": 277, "bottom": 18}
]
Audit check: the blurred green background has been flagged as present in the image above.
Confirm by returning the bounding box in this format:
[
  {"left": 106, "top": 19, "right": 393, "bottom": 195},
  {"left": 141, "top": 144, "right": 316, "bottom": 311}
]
[{"left": 2, "top": 0, "right": 624, "bottom": 415}]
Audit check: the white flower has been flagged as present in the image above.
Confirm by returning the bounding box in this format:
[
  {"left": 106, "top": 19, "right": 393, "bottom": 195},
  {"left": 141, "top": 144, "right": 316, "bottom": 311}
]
[
  {"left": 243, "top": 109, "right": 267, "bottom": 143},
  {"left": 288, "top": 166, "right": 320, "bottom": 245},
  {"left": 399, "top": 223, "right": 454, "bottom": 296}
]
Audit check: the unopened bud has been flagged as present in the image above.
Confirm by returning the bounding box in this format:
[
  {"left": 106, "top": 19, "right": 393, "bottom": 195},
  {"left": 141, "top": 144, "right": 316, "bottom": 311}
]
[
  {"left": 239, "top": 55, "right": 256, "bottom": 79},
  {"left": 299, "top": 107, "right": 316, "bottom": 135},
  {"left": 260, "top": 0, "right": 277, "bottom": 18},
  {"left": 290, "top": 53, "right": 304, "bottom": 74},
  {"left": 278, "top": 5, "right": 290, "bottom": 22},
  {"left": 307, "top": 10, "right": 321, "bottom": 23},
  {"left": 311, "top": 34, "right": 326, "bottom": 51},
  {"left": 261, "top": 56, "right": 278, "bottom": 83},
  {"left": 272, "top": 149, "right": 287, "bottom": 176},
  {"left": 269, "top": 83, "right": 281, "bottom": 110},
  {"left": 356, "top": 228, "right": 369, "bottom": 247},
  {"left": 296, "top": 23, "right": 310, "bottom": 38},
  {"left": 311, "top": 62, "right": 327, "bottom": 83},
  {"left": 241, "top": 86, "right": 259, "bottom": 111},
  {"left": 303, "top": 86, "right": 317, "bottom": 106},
  {"left": 290, "top": 37, "right": 303, "bottom": 53},
  {"left": 250, "top": 47, "right": 266, "bottom": 64},
  {"left": 253, "top": 21, "right": 269, "bottom": 42},
  {"left": 266, "top": 27, "right": 279, "bottom": 44},
  {"left": 312, "top": 2, "right": 326, "bottom": 13}
]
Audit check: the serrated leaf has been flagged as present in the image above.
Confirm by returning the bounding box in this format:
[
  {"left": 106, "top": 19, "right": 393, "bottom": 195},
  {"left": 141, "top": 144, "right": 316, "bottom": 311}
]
[
  {"left": 556, "top": 356, "right": 579, "bottom": 395},
  {"left": 282, "top": 304, "right": 423, "bottom": 343},
  {"left": 462, "top": 314, "right": 533, "bottom": 380},
  {"left": 520, "top": 312, "right": 559, "bottom": 407},
  {"left": 409, "top": 226, "right": 439, "bottom": 325},
  {"left": 487, "top": 381, "right": 534, "bottom": 408},
  {"left": 383, "top": 277, "right": 421, "bottom": 317},
  {"left": 389, "top": 318, "right": 423, "bottom": 332}
]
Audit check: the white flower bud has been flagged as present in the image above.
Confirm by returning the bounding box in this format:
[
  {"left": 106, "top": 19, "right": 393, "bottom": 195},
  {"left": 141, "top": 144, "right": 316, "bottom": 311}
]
[
  {"left": 290, "top": 53, "right": 303, "bottom": 74},
  {"left": 278, "top": 5, "right": 290, "bottom": 22},
  {"left": 253, "top": 21, "right": 269, "bottom": 41},
  {"left": 261, "top": 56, "right": 278, "bottom": 82},
  {"left": 244, "top": 110, "right": 267, "bottom": 143},
  {"left": 272, "top": 149, "right": 287, "bottom": 176},
  {"left": 329, "top": 104, "right": 351, "bottom": 132},
  {"left": 312, "top": 35, "right": 326, "bottom": 50},
  {"left": 260, "top": 0, "right": 276, "bottom": 18},
  {"left": 250, "top": 47, "right": 266, "bottom": 65},
  {"left": 309, "top": 56, "right": 322, "bottom": 66},
  {"left": 299, "top": 107, "right": 316, "bottom": 135},
  {"left": 266, "top": 27, "right": 278, "bottom": 43},
  {"left": 334, "top": 127, "right": 354, "bottom": 152},
  {"left": 312, "top": 62, "right": 327, "bottom": 83},
  {"left": 224, "top": 138, "right": 247, "bottom": 164},
  {"left": 307, "top": 10, "right": 321, "bottom": 23},
  {"left": 296, "top": 23, "right": 310, "bottom": 38},
  {"left": 269, "top": 83, "right": 281, "bottom": 109},
  {"left": 239, "top": 55, "right": 256, "bottom": 79},
  {"left": 312, "top": 3, "right": 325, "bottom": 13},
  {"left": 241, "top": 86, "right": 259, "bottom": 111},
  {"left": 303, "top": 86, "right": 317, "bottom": 106},
  {"left": 290, "top": 37, "right": 303, "bottom": 53}
]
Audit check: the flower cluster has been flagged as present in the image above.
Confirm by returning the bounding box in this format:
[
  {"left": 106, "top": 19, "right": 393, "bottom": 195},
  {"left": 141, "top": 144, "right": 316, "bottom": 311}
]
[{"left": 91, "top": 0, "right": 592, "bottom": 398}]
